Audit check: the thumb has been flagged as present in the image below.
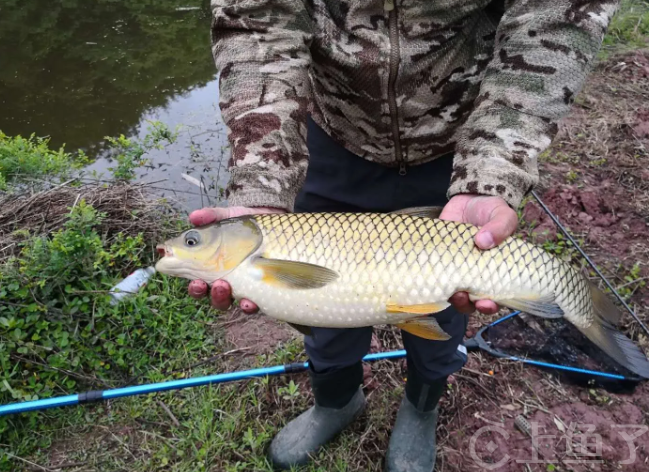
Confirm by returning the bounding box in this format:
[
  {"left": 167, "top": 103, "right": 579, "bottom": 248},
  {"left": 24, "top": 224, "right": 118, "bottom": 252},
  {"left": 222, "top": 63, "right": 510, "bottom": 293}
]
[
  {"left": 189, "top": 206, "right": 258, "bottom": 227},
  {"left": 474, "top": 205, "right": 518, "bottom": 250},
  {"left": 189, "top": 206, "right": 284, "bottom": 227},
  {"left": 188, "top": 207, "right": 236, "bottom": 227}
]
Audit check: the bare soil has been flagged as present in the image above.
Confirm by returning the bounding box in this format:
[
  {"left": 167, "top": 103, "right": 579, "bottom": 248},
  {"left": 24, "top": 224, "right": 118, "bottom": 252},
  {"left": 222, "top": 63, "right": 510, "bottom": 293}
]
[
  {"left": 437, "top": 50, "right": 649, "bottom": 471},
  {"left": 224, "top": 307, "right": 295, "bottom": 356}
]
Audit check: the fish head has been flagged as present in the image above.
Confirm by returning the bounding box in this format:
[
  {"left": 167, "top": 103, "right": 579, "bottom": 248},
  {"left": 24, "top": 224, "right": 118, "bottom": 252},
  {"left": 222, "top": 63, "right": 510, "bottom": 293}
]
[{"left": 155, "top": 217, "right": 262, "bottom": 283}]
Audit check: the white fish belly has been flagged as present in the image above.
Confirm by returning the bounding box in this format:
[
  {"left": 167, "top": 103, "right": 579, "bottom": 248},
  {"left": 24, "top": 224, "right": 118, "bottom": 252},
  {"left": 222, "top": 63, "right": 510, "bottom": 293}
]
[{"left": 224, "top": 260, "right": 454, "bottom": 327}]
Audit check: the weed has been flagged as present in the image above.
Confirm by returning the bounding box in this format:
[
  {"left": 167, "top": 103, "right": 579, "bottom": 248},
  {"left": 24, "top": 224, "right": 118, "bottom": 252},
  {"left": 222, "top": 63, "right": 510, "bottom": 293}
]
[
  {"left": 0, "top": 131, "right": 87, "bottom": 190},
  {"left": 601, "top": 0, "right": 649, "bottom": 55},
  {"left": 616, "top": 261, "right": 646, "bottom": 300},
  {"left": 565, "top": 169, "right": 579, "bottom": 183},
  {"left": 0, "top": 197, "right": 215, "bottom": 471},
  {"left": 104, "top": 121, "right": 178, "bottom": 182},
  {"left": 589, "top": 157, "right": 607, "bottom": 167},
  {"left": 277, "top": 380, "right": 300, "bottom": 400},
  {"left": 541, "top": 232, "right": 582, "bottom": 262}
]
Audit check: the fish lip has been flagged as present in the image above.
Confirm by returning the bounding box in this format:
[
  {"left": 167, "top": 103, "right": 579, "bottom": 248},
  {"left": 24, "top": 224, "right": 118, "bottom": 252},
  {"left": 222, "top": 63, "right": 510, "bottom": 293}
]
[{"left": 156, "top": 244, "right": 173, "bottom": 257}]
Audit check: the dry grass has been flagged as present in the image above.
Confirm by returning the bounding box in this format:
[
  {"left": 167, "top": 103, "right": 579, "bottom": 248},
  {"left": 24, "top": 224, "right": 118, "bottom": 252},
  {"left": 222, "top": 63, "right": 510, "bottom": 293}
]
[{"left": 0, "top": 180, "right": 179, "bottom": 263}]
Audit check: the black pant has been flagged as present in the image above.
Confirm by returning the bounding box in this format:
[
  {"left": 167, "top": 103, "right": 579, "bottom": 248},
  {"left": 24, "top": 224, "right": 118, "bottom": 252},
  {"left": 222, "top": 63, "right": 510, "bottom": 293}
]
[{"left": 294, "top": 117, "right": 468, "bottom": 383}]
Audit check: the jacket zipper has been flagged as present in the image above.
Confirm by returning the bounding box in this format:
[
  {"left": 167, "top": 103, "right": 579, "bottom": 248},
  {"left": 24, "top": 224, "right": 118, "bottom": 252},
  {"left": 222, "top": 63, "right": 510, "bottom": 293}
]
[{"left": 385, "top": 0, "right": 406, "bottom": 175}]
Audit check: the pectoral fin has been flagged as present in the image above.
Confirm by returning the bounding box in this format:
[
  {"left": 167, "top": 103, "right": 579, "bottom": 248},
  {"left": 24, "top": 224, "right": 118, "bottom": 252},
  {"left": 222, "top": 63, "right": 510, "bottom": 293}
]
[
  {"left": 395, "top": 318, "right": 451, "bottom": 341},
  {"left": 288, "top": 323, "right": 313, "bottom": 336},
  {"left": 253, "top": 257, "right": 339, "bottom": 289},
  {"left": 386, "top": 301, "right": 450, "bottom": 315},
  {"left": 389, "top": 206, "right": 444, "bottom": 219}
]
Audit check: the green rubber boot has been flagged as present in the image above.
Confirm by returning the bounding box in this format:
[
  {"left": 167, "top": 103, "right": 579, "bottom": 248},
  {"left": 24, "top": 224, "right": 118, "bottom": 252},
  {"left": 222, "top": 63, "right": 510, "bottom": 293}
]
[
  {"left": 385, "top": 367, "right": 446, "bottom": 472},
  {"left": 268, "top": 362, "right": 366, "bottom": 470}
]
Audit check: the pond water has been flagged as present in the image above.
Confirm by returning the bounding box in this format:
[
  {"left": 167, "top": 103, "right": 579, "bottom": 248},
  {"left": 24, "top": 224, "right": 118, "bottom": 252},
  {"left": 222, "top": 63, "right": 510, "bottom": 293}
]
[{"left": 0, "top": 0, "right": 229, "bottom": 211}]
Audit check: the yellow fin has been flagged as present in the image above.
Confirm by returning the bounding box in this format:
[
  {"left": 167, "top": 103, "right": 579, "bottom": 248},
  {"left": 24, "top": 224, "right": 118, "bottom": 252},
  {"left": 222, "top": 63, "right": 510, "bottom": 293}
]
[
  {"left": 254, "top": 257, "right": 339, "bottom": 289},
  {"left": 389, "top": 206, "right": 443, "bottom": 219},
  {"left": 396, "top": 318, "right": 451, "bottom": 341},
  {"left": 386, "top": 301, "right": 450, "bottom": 315}
]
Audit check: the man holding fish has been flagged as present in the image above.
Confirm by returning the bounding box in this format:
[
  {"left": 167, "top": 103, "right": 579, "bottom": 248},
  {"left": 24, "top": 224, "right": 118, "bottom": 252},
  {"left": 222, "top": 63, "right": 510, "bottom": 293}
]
[{"left": 171, "top": 1, "right": 624, "bottom": 470}]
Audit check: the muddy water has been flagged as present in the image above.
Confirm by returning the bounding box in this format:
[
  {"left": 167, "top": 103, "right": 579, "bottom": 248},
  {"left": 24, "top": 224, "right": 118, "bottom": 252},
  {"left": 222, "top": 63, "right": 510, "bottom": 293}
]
[{"left": 0, "top": 0, "right": 229, "bottom": 211}]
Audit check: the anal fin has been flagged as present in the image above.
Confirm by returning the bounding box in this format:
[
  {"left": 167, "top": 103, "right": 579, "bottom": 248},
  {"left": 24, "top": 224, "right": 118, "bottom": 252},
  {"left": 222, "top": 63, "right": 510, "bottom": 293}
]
[
  {"left": 386, "top": 301, "right": 450, "bottom": 315},
  {"left": 288, "top": 323, "right": 313, "bottom": 336},
  {"left": 396, "top": 318, "right": 451, "bottom": 341}
]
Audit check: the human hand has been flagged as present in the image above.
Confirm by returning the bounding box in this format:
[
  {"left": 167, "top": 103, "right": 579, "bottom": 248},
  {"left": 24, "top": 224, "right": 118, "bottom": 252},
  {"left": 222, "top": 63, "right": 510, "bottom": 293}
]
[
  {"left": 440, "top": 194, "right": 518, "bottom": 316},
  {"left": 186, "top": 206, "right": 286, "bottom": 313}
]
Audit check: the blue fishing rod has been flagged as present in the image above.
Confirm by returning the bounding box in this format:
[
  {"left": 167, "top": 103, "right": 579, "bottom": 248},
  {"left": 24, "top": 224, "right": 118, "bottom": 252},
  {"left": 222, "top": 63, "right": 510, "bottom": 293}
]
[
  {"left": 1, "top": 311, "right": 641, "bottom": 417},
  {"left": 0, "top": 350, "right": 405, "bottom": 417}
]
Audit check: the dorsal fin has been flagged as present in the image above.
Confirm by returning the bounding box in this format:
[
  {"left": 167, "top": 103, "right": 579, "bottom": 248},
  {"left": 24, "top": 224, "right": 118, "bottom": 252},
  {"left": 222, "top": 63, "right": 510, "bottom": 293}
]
[{"left": 389, "top": 206, "right": 444, "bottom": 219}]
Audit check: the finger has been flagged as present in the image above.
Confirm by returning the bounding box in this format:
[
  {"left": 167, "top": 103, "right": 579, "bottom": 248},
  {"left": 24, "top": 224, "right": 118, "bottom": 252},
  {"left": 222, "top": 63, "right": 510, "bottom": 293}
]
[
  {"left": 449, "top": 292, "right": 476, "bottom": 315},
  {"left": 475, "top": 299, "right": 499, "bottom": 315},
  {"left": 189, "top": 207, "right": 231, "bottom": 227},
  {"left": 188, "top": 280, "right": 208, "bottom": 299},
  {"left": 240, "top": 299, "right": 259, "bottom": 314},
  {"left": 474, "top": 205, "right": 518, "bottom": 250},
  {"left": 439, "top": 195, "right": 472, "bottom": 222},
  {"left": 211, "top": 280, "right": 233, "bottom": 310}
]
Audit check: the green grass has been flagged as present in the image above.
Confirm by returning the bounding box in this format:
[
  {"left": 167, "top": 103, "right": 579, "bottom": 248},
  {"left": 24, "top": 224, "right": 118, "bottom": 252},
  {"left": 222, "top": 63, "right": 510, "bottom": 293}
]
[
  {"left": 0, "top": 131, "right": 87, "bottom": 190},
  {"left": 601, "top": 0, "right": 649, "bottom": 55},
  {"left": 0, "top": 130, "right": 401, "bottom": 470}
]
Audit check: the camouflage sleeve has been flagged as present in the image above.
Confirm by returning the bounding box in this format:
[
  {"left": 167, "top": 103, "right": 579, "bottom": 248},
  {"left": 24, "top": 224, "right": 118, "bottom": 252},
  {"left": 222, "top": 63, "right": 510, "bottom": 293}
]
[
  {"left": 211, "top": 1, "right": 313, "bottom": 211},
  {"left": 448, "top": 0, "right": 620, "bottom": 208}
]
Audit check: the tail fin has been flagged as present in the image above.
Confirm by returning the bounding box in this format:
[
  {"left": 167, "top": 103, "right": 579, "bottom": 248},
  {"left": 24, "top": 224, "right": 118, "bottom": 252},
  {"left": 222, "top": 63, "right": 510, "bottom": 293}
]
[
  {"left": 577, "top": 283, "right": 649, "bottom": 379},
  {"left": 590, "top": 282, "right": 622, "bottom": 325}
]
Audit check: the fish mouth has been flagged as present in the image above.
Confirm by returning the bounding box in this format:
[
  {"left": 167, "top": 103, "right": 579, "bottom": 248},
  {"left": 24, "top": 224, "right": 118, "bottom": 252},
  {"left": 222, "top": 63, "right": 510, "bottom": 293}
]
[{"left": 156, "top": 244, "right": 173, "bottom": 257}]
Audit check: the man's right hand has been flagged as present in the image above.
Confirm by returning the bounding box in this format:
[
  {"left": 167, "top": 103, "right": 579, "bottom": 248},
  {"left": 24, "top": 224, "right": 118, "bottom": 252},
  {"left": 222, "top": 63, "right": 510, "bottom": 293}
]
[{"left": 187, "top": 206, "right": 286, "bottom": 313}]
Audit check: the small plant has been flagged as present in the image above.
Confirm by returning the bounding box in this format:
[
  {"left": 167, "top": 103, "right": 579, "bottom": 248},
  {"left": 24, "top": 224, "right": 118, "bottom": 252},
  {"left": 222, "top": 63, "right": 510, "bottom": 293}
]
[
  {"left": 0, "top": 131, "right": 87, "bottom": 189},
  {"left": 277, "top": 380, "right": 300, "bottom": 400},
  {"left": 105, "top": 121, "right": 179, "bottom": 182},
  {"left": 617, "top": 261, "right": 646, "bottom": 300},
  {"left": 242, "top": 427, "right": 271, "bottom": 453},
  {"left": 565, "top": 170, "right": 579, "bottom": 183}
]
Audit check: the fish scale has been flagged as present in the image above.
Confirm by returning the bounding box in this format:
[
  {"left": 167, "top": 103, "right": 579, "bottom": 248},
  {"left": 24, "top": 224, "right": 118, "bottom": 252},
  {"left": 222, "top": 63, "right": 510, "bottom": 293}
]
[
  {"left": 156, "top": 210, "right": 649, "bottom": 378},
  {"left": 225, "top": 213, "right": 576, "bottom": 327}
]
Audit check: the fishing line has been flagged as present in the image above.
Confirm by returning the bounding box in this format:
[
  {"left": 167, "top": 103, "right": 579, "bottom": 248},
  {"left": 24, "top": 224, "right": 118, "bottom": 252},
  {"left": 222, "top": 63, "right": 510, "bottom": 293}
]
[{"left": 531, "top": 190, "right": 649, "bottom": 337}]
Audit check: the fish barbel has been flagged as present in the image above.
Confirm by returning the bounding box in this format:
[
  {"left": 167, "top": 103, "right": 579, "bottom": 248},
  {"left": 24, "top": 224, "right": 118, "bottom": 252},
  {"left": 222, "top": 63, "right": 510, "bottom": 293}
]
[{"left": 155, "top": 208, "right": 649, "bottom": 378}]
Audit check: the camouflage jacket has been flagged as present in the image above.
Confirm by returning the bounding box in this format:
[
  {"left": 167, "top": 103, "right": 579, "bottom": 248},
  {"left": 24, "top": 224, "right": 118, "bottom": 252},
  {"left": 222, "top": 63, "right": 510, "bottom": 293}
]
[{"left": 211, "top": 0, "right": 618, "bottom": 211}]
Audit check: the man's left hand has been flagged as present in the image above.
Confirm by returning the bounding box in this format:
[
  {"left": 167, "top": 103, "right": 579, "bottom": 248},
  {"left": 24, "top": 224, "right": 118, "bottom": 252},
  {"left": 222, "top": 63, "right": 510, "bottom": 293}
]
[{"left": 440, "top": 194, "right": 519, "bottom": 316}]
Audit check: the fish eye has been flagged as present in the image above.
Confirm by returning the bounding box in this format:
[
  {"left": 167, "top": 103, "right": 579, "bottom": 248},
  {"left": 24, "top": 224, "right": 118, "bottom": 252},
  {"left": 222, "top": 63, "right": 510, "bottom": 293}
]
[{"left": 184, "top": 230, "right": 201, "bottom": 247}]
